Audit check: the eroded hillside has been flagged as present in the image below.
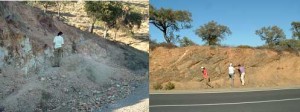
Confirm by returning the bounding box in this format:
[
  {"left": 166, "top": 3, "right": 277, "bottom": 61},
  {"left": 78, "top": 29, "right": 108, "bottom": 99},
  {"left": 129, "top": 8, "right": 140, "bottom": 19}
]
[
  {"left": 0, "top": 2, "right": 148, "bottom": 111},
  {"left": 150, "top": 46, "right": 300, "bottom": 90},
  {"left": 36, "top": 1, "right": 149, "bottom": 52}
]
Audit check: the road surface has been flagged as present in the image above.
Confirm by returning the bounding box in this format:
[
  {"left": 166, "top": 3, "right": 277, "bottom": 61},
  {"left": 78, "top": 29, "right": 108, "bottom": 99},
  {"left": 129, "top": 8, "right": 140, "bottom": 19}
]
[{"left": 150, "top": 88, "right": 300, "bottom": 112}]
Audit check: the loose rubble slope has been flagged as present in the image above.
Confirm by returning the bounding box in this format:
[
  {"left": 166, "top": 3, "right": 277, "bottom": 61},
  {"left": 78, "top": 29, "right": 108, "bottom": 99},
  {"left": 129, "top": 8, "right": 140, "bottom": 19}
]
[{"left": 0, "top": 2, "right": 148, "bottom": 112}]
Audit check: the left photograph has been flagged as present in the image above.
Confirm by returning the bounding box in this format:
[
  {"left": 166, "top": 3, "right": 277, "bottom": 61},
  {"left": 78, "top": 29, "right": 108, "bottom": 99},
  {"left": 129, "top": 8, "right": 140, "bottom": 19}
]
[{"left": 0, "top": 1, "right": 149, "bottom": 112}]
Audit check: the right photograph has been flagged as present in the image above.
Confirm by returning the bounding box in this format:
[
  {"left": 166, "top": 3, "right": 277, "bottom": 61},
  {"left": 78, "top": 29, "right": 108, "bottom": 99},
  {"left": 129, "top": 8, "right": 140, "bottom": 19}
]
[{"left": 149, "top": 0, "right": 300, "bottom": 112}]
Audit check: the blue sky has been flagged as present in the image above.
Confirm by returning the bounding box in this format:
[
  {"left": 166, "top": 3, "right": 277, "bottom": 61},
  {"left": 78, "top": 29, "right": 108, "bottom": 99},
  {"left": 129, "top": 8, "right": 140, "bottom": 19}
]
[{"left": 150, "top": 0, "right": 300, "bottom": 46}]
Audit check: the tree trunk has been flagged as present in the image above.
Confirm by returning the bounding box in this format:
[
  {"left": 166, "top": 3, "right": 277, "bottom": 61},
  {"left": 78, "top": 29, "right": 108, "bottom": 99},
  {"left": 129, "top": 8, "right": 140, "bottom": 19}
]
[
  {"left": 208, "top": 40, "right": 214, "bottom": 46},
  {"left": 104, "top": 27, "right": 109, "bottom": 39},
  {"left": 114, "top": 30, "right": 117, "bottom": 40},
  {"left": 43, "top": 5, "right": 47, "bottom": 14},
  {"left": 89, "top": 23, "right": 94, "bottom": 33},
  {"left": 57, "top": 2, "right": 60, "bottom": 17},
  {"left": 163, "top": 30, "right": 171, "bottom": 43},
  {"left": 89, "top": 17, "right": 97, "bottom": 33},
  {"left": 58, "top": 7, "right": 60, "bottom": 17},
  {"left": 208, "top": 35, "right": 217, "bottom": 45}
]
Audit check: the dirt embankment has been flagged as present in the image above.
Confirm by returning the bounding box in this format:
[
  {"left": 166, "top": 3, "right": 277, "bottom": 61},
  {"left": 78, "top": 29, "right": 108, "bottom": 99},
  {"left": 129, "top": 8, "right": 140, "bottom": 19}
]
[
  {"left": 0, "top": 2, "right": 148, "bottom": 112},
  {"left": 45, "top": 1, "right": 149, "bottom": 52},
  {"left": 150, "top": 46, "right": 300, "bottom": 90}
]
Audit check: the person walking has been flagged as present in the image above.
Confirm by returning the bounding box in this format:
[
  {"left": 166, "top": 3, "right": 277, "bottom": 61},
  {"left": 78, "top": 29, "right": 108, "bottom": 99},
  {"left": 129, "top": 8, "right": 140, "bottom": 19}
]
[
  {"left": 53, "top": 31, "right": 64, "bottom": 67},
  {"left": 201, "top": 67, "right": 213, "bottom": 88},
  {"left": 228, "top": 63, "right": 235, "bottom": 87},
  {"left": 238, "top": 64, "right": 246, "bottom": 86}
]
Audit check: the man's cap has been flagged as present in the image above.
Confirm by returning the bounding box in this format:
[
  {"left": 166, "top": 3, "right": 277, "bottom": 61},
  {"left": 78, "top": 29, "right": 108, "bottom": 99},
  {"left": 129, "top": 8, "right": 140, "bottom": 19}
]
[{"left": 201, "top": 67, "right": 204, "bottom": 69}]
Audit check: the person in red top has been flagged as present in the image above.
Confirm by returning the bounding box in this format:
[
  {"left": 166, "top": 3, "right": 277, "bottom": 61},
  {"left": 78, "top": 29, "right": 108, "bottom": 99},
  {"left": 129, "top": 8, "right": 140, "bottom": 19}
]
[{"left": 201, "top": 67, "right": 213, "bottom": 88}]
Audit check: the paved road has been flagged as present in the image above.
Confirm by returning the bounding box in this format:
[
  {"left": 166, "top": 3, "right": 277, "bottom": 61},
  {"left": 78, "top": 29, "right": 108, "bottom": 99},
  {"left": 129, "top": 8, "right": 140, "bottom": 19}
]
[{"left": 150, "top": 88, "right": 300, "bottom": 112}]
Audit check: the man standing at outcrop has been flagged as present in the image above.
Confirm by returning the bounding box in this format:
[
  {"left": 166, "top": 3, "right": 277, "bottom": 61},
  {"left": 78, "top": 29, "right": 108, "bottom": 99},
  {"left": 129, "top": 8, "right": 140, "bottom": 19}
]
[
  {"left": 228, "top": 63, "right": 235, "bottom": 87},
  {"left": 53, "top": 31, "right": 64, "bottom": 67},
  {"left": 238, "top": 64, "right": 246, "bottom": 86},
  {"left": 201, "top": 67, "right": 213, "bottom": 88}
]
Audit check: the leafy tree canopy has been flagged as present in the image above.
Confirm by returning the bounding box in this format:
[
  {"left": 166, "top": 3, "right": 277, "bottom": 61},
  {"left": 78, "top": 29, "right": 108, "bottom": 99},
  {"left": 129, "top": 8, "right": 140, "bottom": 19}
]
[
  {"left": 255, "top": 26, "right": 286, "bottom": 47},
  {"left": 85, "top": 1, "right": 123, "bottom": 28},
  {"left": 150, "top": 5, "right": 192, "bottom": 43},
  {"left": 85, "top": 1, "right": 143, "bottom": 38},
  {"left": 291, "top": 21, "right": 300, "bottom": 40},
  {"left": 179, "top": 37, "right": 197, "bottom": 47},
  {"left": 195, "top": 21, "right": 231, "bottom": 45}
]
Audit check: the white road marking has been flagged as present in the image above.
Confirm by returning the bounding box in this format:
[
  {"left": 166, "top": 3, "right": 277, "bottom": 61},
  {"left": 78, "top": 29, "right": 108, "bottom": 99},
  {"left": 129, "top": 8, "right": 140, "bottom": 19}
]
[
  {"left": 150, "top": 87, "right": 300, "bottom": 95},
  {"left": 150, "top": 97, "right": 300, "bottom": 108}
]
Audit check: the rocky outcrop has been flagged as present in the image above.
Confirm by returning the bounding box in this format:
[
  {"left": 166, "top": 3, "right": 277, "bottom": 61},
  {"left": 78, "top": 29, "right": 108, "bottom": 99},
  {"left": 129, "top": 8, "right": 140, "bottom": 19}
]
[
  {"left": 0, "top": 2, "right": 148, "bottom": 111},
  {"left": 150, "top": 46, "right": 300, "bottom": 90}
]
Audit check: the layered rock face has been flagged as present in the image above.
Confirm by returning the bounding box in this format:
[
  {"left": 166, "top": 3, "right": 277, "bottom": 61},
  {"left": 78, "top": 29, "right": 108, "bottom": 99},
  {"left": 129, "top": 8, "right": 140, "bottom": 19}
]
[{"left": 150, "top": 46, "right": 300, "bottom": 90}]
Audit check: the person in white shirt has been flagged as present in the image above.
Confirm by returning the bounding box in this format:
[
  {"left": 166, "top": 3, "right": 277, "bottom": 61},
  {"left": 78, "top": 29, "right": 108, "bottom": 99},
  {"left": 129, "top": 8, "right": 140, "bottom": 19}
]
[
  {"left": 53, "top": 31, "right": 64, "bottom": 67},
  {"left": 228, "top": 63, "right": 235, "bottom": 87}
]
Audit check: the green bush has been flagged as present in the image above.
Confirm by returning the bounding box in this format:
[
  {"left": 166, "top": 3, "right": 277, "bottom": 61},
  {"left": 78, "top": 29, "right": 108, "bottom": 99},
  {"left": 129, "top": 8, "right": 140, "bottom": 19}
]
[
  {"left": 256, "top": 39, "right": 300, "bottom": 50},
  {"left": 279, "top": 39, "right": 300, "bottom": 50},
  {"left": 158, "top": 42, "right": 177, "bottom": 49},
  {"left": 237, "top": 45, "right": 253, "bottom": 48},
  {"left": 153, "top": 82, "right": 163, "bottom": 90},
  {"left": 255, "top": 45, "right": 269, "bottom": 50},
  {"left": 164, "top": 82, "right": 175, "bottom": 90},
  {"left": 150, "top": 41, "right": 177, "bottom": 50},
  {"left": 150, "top": 39, "right": 158, "bottom": 51},
  {"left": 179, "top": 37, "right": 197, "bottom": 47},
  {"left": 277, "top": 39, "right": 300, "bottom": 56}
]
